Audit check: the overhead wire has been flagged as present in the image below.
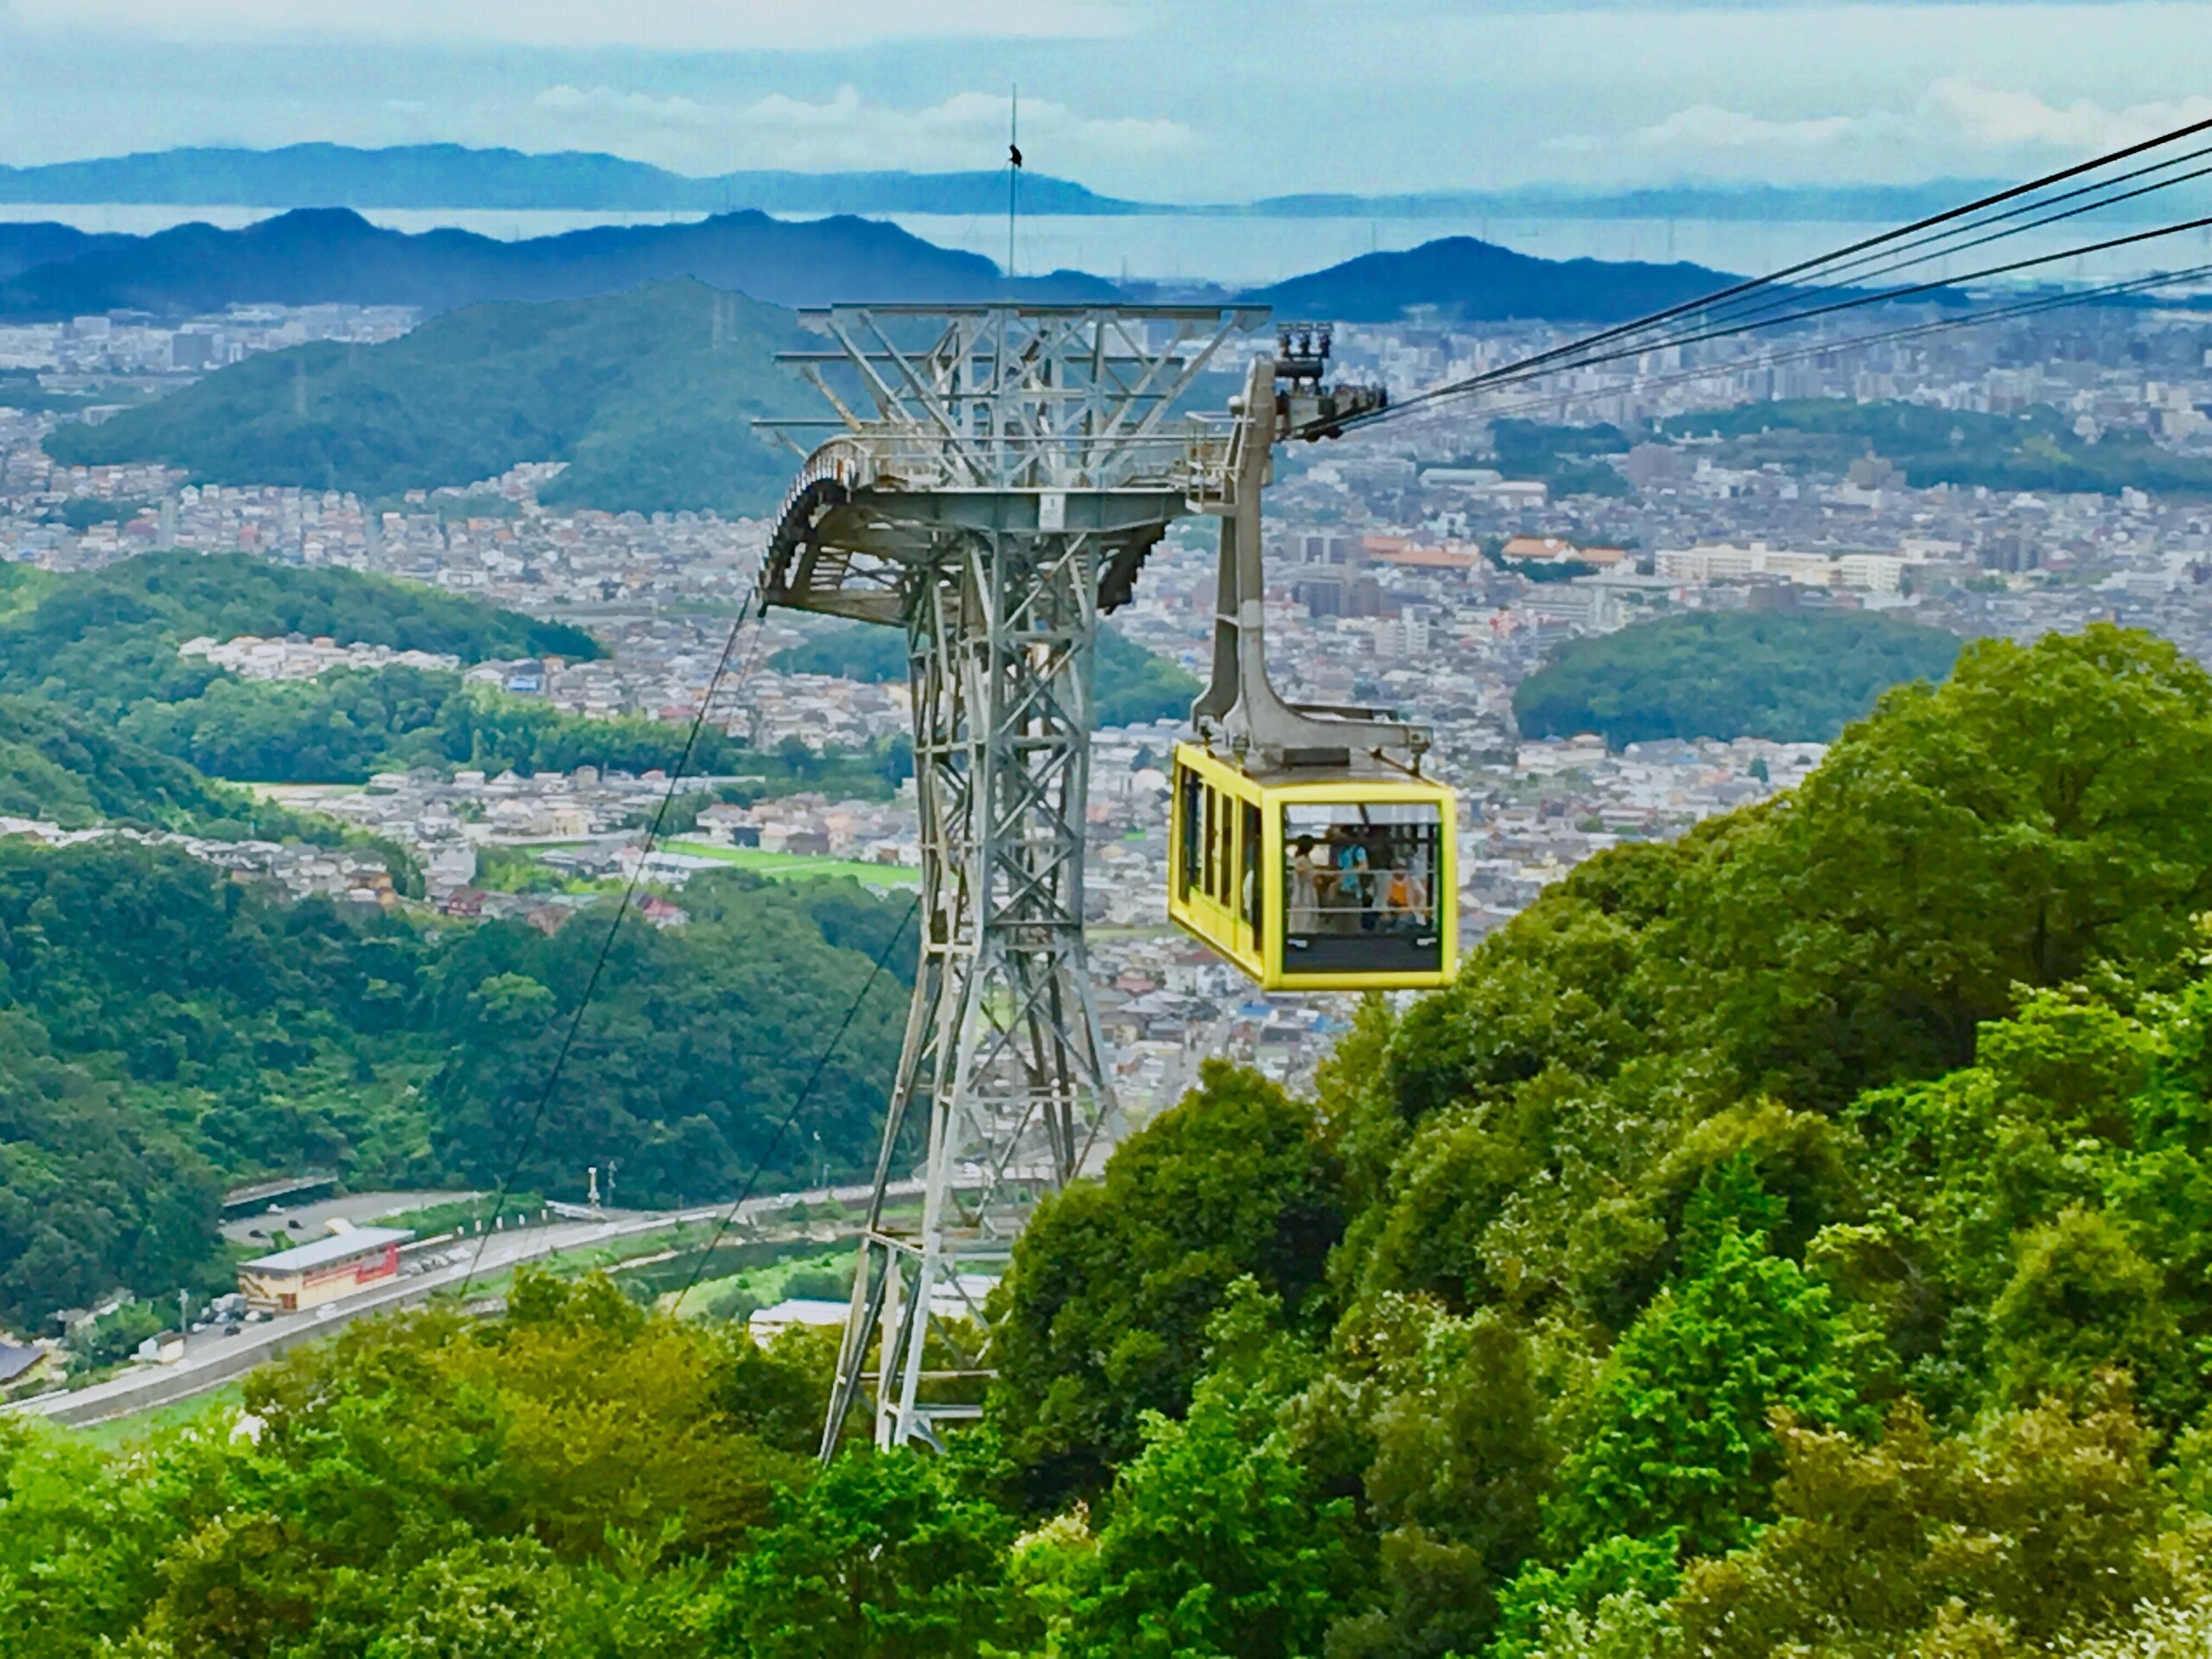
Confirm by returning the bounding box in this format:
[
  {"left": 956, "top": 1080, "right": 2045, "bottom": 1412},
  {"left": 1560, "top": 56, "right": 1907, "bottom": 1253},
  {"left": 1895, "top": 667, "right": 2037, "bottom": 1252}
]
[
  {"left": 1355, "top": 208, "right": 2212, "bottom": 435},
  {"left": 457, "top": 582, "right": 779, "bottom": 1292},
  {"left": 1376, "top": 202, "right": 2212, "bottom": 424},
  {"left": 667, "top": 889, "right": 922, "bottom": 1315},
  {"left": 1646, "top": 150, "right": 2212, "bottom": 343},
  {"left": 1344, "top": 116, "right": 2212, "bottom": 434},
  {"left": 1449, "top": 259, "right": 2212, "bottom": 431}
]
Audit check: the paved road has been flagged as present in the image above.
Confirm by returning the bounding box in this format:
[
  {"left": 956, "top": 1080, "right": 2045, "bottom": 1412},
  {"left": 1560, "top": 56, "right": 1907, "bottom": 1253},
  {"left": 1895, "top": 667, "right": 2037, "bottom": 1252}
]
[{"left": 11, "top": 1179, "right": 903, "bottom": 1429}]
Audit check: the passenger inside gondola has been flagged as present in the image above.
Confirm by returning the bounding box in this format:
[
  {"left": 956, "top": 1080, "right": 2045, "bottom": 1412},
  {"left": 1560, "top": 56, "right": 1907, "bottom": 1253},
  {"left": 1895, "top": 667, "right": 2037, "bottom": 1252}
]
[{"left": 1281, "top": 803, "right": 1443, "bottom": 972}]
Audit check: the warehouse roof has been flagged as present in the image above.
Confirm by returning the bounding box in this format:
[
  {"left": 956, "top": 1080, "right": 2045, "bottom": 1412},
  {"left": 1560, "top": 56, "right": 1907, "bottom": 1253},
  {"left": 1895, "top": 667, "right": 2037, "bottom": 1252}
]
[{"left": 242, "top": 1226, "right": 413, "bottom": 1274}]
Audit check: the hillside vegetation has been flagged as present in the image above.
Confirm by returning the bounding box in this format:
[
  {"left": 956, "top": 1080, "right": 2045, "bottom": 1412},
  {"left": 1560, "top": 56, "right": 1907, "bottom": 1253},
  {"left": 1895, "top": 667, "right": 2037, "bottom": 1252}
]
[
  {"left": 1514, "top": 609, "right": 1964, "bottom": 747},
  {"left": 46, "top": 282, "right": 817, "bottom": 514},
  {"left": 0, "top": 694, "right": 327, "bottom": 835},
  {"left": 16, "top": 625, "right": 2212, "bottom": 1657},
  {"left": 0, "top": 843, "right": 911, "bottom": 1331}
]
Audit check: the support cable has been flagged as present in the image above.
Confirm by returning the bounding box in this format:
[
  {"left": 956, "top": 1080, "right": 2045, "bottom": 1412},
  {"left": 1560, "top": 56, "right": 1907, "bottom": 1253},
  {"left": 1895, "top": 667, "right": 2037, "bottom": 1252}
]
[
  {"left": 459, "top": 589, "right": 770, "bottom": 1291},
  {"left": 668, "top": 892, "right": 923, "bottom": 1313},
  {"left": 1439, "top": 260, "right": 2212, "bottom": 431},
  {"left": 1343, "top": 118, "right": 2212, "bottom": 435},
  {"left": 1353, "top": 207, "right": 2212, "bottom": 435}
]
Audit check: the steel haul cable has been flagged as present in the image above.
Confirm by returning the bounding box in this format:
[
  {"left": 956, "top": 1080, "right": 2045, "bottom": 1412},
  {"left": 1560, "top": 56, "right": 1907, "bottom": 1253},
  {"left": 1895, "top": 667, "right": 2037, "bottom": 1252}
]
[{"left": 1345, "top": 117, "right": 2212, "bottom": 435}]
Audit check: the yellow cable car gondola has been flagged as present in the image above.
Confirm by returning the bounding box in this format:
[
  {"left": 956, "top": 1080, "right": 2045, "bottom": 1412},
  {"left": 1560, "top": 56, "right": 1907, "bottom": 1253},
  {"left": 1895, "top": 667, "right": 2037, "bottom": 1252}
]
[
  {"left": 1162, "top": 329, "right": 1459, "bottom": 991},
  {"left": 1168, "top": 741, "right": 1456, "bottom": 991}
]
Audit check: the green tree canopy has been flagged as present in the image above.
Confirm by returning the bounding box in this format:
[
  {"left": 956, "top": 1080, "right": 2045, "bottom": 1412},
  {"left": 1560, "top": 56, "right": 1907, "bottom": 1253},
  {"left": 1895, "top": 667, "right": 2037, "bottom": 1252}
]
[{"left": 1513, "top": 609, "right": 1961, "bottom": 747}]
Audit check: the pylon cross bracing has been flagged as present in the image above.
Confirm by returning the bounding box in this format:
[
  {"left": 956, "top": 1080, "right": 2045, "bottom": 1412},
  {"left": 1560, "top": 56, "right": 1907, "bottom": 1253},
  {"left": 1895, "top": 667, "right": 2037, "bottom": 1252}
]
[{"left": 754, "top": 303, "right": 1266, "bottom": 1452}]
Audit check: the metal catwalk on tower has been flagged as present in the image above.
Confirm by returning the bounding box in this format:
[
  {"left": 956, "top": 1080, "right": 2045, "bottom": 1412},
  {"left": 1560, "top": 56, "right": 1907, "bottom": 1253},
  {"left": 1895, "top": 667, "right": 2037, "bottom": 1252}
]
[{"left": 755, "top": 303, "right": 1266, "bottom": 1452}]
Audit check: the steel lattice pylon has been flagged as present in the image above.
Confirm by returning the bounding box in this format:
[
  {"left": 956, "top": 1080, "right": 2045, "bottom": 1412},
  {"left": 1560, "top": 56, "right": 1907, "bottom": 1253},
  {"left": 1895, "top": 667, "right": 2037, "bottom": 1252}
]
[{"left": 756, "top": 304, "right": 1264, "bottom": 1451}]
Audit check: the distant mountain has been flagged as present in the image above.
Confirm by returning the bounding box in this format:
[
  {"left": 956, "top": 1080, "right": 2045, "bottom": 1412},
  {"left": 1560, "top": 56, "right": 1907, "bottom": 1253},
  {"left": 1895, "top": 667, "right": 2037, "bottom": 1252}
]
[
  {"left": 45, "top": 280, "right": 817, "bottom": 514},
  {"left": 0, "top": 223, "right": 135, "bottom": 283},
  {"left": 0, "top": 206, "right": 1116, "bottom": 321},
  {"left": 1243, "top": 236, "right": 1745, "bottom": 323},
  {"left": 2, "top": 144, "right": 2154, "bottom": 231},
  {"left": 0, "top": 143, "right": 1145, "bottom": 216},
  {"left": 1241, "top": 182, "right": 2032, "bottom": 222}
]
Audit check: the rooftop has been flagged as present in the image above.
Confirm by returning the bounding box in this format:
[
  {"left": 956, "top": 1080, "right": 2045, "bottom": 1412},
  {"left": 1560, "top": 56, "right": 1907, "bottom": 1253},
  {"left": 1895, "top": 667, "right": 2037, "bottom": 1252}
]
[{"left": 241, "top": 1226, "right": 414, "bottom": 1275}]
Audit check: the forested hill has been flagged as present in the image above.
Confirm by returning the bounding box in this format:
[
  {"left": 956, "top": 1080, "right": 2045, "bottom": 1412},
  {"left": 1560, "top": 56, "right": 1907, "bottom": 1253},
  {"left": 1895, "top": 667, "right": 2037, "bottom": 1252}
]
[
  {"left": 1246, "top": 236, "right": 1743, "bottom": 323},
  {"left": 0, "top": 549, "right": 593, "bottom": 718},
  {"left": 0, "top": 842, "right": 911, "bottom": 1332},
  {"left": 0, "top": 548, "right": 594, "bottom": 686},
  {"left": 21, "top": 626, "right": 2212, "bottom": 1656},
  {"left": 1658, "top": 397, "right": 2212, "bottom": 497},
  {"left": 1514, "top": 608, "right": 1964, "bottom": 746},
  {"left": 0, "top": 694, "right": 316, "bottom": 836},
  {"left": 0, "top": 204, "right": 1114, "bottom": 321},
  {"left": 46, "top": 281, "right": 812, "bottom": 515}
]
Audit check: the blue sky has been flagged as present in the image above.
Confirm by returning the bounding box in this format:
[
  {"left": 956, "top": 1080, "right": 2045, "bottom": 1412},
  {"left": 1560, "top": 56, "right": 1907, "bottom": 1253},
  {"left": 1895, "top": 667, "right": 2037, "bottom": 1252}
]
[{"left": 0, "top": 0, "right": 2206, "bottom": 200}]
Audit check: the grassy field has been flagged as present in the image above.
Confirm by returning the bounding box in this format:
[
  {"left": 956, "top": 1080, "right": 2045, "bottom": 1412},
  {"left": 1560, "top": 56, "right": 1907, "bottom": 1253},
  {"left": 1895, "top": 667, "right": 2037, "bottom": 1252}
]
[{"left": 659, "top": 840, "right": 919, "bottom": 887}]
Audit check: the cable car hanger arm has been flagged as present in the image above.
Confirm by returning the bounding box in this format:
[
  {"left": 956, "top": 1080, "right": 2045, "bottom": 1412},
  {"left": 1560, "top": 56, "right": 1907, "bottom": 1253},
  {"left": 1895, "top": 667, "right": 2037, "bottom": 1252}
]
[{"left": 1191, "top": 340, "right": 1423, "bottom": 772}]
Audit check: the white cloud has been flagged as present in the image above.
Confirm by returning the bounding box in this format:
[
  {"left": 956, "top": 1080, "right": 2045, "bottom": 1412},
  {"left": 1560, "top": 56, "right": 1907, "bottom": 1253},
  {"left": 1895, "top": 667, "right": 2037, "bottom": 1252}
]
[
  {"left": 3, "top": 0, "right": 1131, "bottom": 49},
  {"left": 532, "top": 84, "right": 1194, "bottom": 173},
  {"left": 1553, "top": 78, "right": 2212, "bottom": 172},
  {"left": 1922, "top": 79, "right": 2212, "bottom": 152},
  {"left": 1629, "top": 105, "right": 1870, "bottom": 151}
]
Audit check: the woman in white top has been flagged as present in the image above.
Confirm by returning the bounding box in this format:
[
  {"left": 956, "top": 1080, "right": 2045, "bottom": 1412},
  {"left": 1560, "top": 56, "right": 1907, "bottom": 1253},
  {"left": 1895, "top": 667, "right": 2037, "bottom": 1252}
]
[{"left": 1287, "top": 836, "right": 1325, "bottom": 935}]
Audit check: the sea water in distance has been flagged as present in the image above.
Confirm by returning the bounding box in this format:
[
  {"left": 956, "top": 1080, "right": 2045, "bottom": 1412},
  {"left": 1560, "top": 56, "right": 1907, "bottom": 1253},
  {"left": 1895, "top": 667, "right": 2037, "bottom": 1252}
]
[{"left": 3, "top": 203, "right": 2206, "bottom": 289}]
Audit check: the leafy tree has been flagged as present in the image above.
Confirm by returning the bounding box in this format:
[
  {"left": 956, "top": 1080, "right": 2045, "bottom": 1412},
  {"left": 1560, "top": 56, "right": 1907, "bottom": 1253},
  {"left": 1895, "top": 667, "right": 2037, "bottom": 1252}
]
[
  {"left": 1037, "top": 1284, "right": 1361, "bottom": 1659},
  {"left": 1325, "top": 1299, "right": 1560, "bottom": 1656},
  {"left": 1697, "top": 626, "right": 2212, "bottom": 1099},
  {"left": 989, "top": 1062, "right": 1346, "bottom": 1510},
  {"left": 1548, "top": 1223, "right": 1869, "bottom": 1558},
  {"left": 710, "top": 1450, "right": 1023, "bottom": 1658},
  {"left": 1490, "top": 1532, "right": 1681, "bottom": 1659},
  {"left": 1667, "top": 1382, "right": 2173, "bottom": 1655}
]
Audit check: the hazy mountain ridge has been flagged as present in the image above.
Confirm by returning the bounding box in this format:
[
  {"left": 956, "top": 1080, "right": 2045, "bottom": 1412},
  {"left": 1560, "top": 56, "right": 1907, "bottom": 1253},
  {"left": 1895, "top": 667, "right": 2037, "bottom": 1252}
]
[
  {"left": 0, "top": 142, "right": 1147, "bottom": 215},
  {"left": 1247, "top": 235, "right": 1745, "bottom": 323},
  {"left": 0, "top": 143, "right": 2109, "bottom": 226},
  {"left": 0, "top": 206, "right": 1116, "bottom": 321}
]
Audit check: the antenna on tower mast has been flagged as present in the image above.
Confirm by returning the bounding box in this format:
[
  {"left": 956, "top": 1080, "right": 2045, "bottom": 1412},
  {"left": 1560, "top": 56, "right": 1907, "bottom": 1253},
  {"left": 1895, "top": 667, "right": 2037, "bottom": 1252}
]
[{"left": 1007, "top": 84, "right": 1021, "bottom": 283}]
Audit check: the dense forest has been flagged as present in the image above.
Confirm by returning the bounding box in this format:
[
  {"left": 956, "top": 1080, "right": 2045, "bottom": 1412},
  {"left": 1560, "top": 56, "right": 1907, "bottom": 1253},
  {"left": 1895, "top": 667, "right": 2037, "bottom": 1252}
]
[
  {"left": 1514, "top": 609, "right": 1963, "bottom": 747},
  {"left": 773, "top": 620, "right": 1205, "bottom": 729},
  {"left": 0, "top": 842, "right": 910, "bottom": 1329},
  {"left": 14, "top": 623, "right": 2212, "bottom": 1656}
]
